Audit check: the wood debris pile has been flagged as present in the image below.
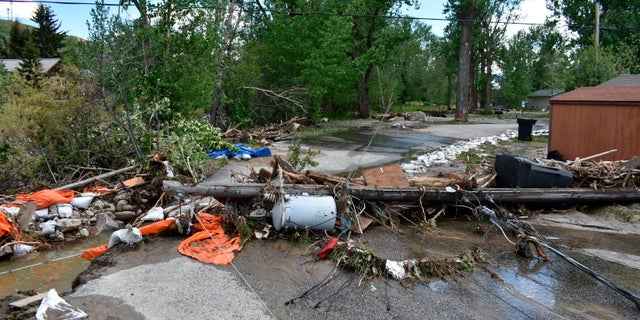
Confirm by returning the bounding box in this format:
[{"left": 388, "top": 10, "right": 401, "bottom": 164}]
[
  {"left": 463, "top": 156, "right": 640, "bottom": 190},
  {"left": 220, "top": 116, "right": 316, "bottom": 144},
  {"left": 539, "top": 158, "right": 640, "bottom": 189}
]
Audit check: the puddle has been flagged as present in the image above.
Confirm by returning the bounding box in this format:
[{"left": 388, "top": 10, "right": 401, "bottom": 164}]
[
  {"left": 301, "top": 127, "right": 460, "bottom": 160},
  {"left": 0, "top": 233, "right": 111, "bottom": 297}
]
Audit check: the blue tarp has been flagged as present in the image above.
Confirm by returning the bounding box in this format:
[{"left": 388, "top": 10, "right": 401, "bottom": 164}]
[{"left": 207, "top": 143, "right": 271, "bottom": 159}]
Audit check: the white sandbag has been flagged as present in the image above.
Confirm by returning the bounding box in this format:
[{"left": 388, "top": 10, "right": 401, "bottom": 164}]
[
  {"left": 36, "top": 288, "right": 88, "bottom": 320},
  {"left": 70, "top": 196, "right": 94, "bottom": 209},
  {"left": 108, "top": 224, "right": 143, "bottom": 248},
  {"left": 141, "top": 206, "right": 165, "bottom": 221},
  {"left": 12, "top": 244, "right": 34, "bottom": 257},
  {"left": 1, "top": 206, "right": 20, "bottom": 217},
  {"left": 55, "top": 204, "right": 74, "bottom": 218},
  {"left": 41, "top": 220, "right": 57, "bottom": 236},
  {"left": 34, "top": 208, "right": 49, "bottom": 221}
]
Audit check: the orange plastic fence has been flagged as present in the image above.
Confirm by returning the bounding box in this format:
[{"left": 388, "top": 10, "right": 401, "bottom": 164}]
[
  {"left": 178, "top": 213, "right": 242, "bottom": 265},
  {"left": 13, "top": 189, "right": 75, "bottom": 210},
  {"left": 0, "top": 211, "right": 17, "bottom": 238},
  {"left": 81, "top": 219, "right": 176, "bottom": 260},
  {"left": 81, "top": 214, "right": 242, "bottom": 265}
]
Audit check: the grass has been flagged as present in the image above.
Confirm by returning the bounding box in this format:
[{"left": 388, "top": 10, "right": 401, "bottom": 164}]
[
  {"left": 291, "top": 122, "right": 352, "bottom": 139},
  {"left": 610, "top": 206, "right": 639, "bottom": 222}
]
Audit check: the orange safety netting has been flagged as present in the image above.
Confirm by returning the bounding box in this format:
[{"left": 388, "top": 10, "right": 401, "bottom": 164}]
[
  {"left": 12, "top": 189, "right": 75, "bottom": 210},
  {"left": 0, "top": 211, "right": 19, "bottom": 238},
  {"left": 178, "top": 213, "right": 242, "bottom": 265}
]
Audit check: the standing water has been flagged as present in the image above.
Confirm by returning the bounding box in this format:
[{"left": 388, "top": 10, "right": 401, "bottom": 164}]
[{"left": 0, "top": 233, "right": 110, "bottom": 297}]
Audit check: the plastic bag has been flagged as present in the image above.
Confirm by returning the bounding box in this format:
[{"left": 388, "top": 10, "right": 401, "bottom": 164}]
[{"left": 36, "top": 288, "right": 88, "bottom": 320}]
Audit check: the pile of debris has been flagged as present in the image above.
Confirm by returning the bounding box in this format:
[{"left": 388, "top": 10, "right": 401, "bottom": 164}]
[
  {"left": 220, "top": 116, "right": 320, "bottom": 144},
  {"left": 0, "top": 164, "right": 165, "bottom": 259}
]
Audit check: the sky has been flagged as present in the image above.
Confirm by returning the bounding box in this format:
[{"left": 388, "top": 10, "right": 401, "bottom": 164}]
[{"left": 0, "top": 0, "right": 553, "bottom": 40}]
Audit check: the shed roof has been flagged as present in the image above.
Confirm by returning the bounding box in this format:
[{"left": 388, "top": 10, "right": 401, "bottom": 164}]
[
  {"left": 550, "top": 86, "right": 640, "bottom": 105},
  {"left": 528, "top": 89, "right": 564, "bottom": 97},
  {"left": 0, "top": 58, "right": 61, "bottom": 73},
  {"left": 598, "top": 74, "right": 640, "bottom": 87}
]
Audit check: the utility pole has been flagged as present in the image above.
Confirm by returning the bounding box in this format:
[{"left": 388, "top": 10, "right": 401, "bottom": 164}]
[{"left": 594, "top": 1, "right": 600, "bottom": 60}]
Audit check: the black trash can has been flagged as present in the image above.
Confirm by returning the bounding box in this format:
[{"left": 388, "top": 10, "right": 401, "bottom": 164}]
[{"left": 516, "top": 118, "right": 537, "bottom": 141}]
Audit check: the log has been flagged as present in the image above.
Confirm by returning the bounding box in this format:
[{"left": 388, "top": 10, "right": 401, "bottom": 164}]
[
  {"left": 162, "top": 181, "right": 640, "bottom": 205},
  {"left": 56, "top": 165, "right": 138, "bottom": 191},
  {"left": 306, "top": 170, "right": 365, "bottom": 186}
]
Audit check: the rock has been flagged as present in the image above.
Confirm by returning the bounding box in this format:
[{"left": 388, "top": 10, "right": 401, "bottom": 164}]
[
  {"left": 57, "top": 219, "right": 82, "bottom": 233},
  {"left": 95, "top": 212, "right": 119, "bottom": 234},
  {"left": 114, "top": 210, "right": 137, "bottom": 221},
  {"left": 79, "top": 228, "right": 90, "bottom": 237},
  {"left": 407, "top": 111, "right": 427, "bottom": 122},
  {"left": 116, "top": 200, "right": 129, "bottom": 211},
  {"left": 113, "top": 193, "right": 129, "bottom": 202}
]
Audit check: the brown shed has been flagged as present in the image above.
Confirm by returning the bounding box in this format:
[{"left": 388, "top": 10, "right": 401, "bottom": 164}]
[{"left": 549, "top": 86, "right": 640, "bottom": 161}]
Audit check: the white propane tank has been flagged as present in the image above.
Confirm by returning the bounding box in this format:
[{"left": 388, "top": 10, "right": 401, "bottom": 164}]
[{"left": 271, "top": 195, "right": 337, "bottom": 231}]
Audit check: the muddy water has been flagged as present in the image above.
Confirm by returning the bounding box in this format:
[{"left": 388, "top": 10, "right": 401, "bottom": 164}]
[
  {"left": 301, "top": 127, "right": 460, "bottom": 159},
  {"left": 0, "top": 233, "right": 110, "bottom": 297},
  {"left": 359, "top": 220, "right": 640, "bottom": 318}
]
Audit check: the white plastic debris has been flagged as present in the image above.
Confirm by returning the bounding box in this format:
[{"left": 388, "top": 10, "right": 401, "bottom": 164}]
[
  {"left": 55, "top": 204, "right": 74, "bottom": 218},
  {"left": 1, "top": 206, "right": 20, "bottom": 217},
  {"left": 141, "top": 206, "right": 165, "bottom": 221},
  {"left": 36, "top": 288, "right": 88, "bottom": 320},
  {"left": 162, "top": 160, "right": 175, "bottom": 178},
  {"left": 402, "top": 130, "right": 519, "bottom": 173},
  {"left": 385, "top": 259, "right": 407, "bottom": 280},
  {"left": 41, "top": 220, "right": 57, "bottom": 236},
  {"left": 12, "top": 244, "right": 34, "bottom": 257},
  {"left": 108, "top": 224, "right": 143, "bottom": 248},
  {"left": 70, "top": 196, "right": 94, "bottom": 209},
  {"left": 34, "top": 208, "right": 49, "bottom": 221}
]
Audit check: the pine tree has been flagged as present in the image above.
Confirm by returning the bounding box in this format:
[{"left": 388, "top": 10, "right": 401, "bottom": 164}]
[
  {"left": 9, "top": 20, "right": 29, "bottom": 58},
  {"left": 31, "top": 5, "right": 67, "bottom": 57},
  {"left": 17, "top": 38, "right": 43, "bottom": 87}
]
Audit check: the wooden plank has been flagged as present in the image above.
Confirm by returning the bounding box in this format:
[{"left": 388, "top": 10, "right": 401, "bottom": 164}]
[
  {"left": 17, "top": 202, "right": 37, "bottom": 231},
  {"left": 9, "top": 292, "right": 46, "bottom": 308},
  {"left": 362, "top": 164, "right": 410, "bottom": 187},
  {"left": 163, "top": 181, "right": 640, "bottom": 205}
]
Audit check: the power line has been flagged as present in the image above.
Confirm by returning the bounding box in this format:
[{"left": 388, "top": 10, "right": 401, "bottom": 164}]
[{"left": 0, "top": 0, "right": 120, "bottom": 6}]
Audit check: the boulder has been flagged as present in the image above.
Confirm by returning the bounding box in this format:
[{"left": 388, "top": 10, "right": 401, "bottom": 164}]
[{"left": 57, "top": 219, "right": 82, "bottom": 233}]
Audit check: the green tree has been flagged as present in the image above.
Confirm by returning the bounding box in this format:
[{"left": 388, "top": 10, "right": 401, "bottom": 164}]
[
  {"left": 567, "top": 45, "right": 630, "bottom": 89},
  {"left": 0, "top": 35, "right": 10, "bottom": 58},
  {"left": 9, "top": 20, "right": 29, "bottom": 58},
  {"left": 496, "top": 25, "right": 568, "bottom": 107},
  {"left": 17, "top": 37, "right": 42, "bottom": 87},
  {"left": 31, "top": 5, "right": 67, "bottom": 57}
]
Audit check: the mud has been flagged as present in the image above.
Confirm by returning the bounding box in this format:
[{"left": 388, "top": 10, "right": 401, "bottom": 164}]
[{"left": 3, "top": 115, "right": 640, "bottom": 319}]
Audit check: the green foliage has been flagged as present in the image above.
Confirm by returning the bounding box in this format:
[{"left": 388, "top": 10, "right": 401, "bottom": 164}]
[
  {"left": 287, "top": 139, "right": 319, "bottom": 172},
  {"left": 0, "top": 66, "right": 117, "bottom": 191},
  {"left": 31, "top": 5, "right": 66, "bottom": 57},
  {"left": 162, "top": 113, "right": 233, "bottom": 181},
  {"left": 8, "top": 20, "right": 29, "bottom": 58},
  {"left": 566, "top": 45, "right": 633, "bottom": 89},
  {"left": 17, "top": 38, "right": 42, "bottom": 87}
]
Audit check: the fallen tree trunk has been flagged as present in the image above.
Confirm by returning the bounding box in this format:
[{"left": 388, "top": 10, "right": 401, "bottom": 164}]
[
  {"left": 163, "top": 181, "right": 640, "bottom": 204},
  {"left": 56, "top": 165, "right": 138, "bottom": 191}
]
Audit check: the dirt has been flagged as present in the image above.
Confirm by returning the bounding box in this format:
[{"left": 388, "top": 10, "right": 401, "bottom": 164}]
[{"left": 3, "top": 116, "right": 640, "bottom": 319}]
